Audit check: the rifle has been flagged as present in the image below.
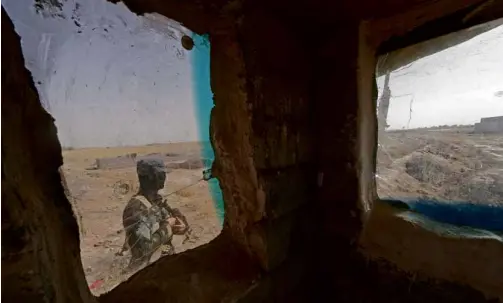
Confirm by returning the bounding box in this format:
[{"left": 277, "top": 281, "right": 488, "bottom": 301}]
[{"left": 159, "top": 199, "right": 193, "bottom": 244}]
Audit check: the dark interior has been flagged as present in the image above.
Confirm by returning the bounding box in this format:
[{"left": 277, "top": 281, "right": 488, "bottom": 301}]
[{"left": 2, "top": 0, "right": 503, "bottom": 302}]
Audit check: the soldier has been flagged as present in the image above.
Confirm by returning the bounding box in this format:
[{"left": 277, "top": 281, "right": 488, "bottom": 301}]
[{"left": 118, "top": 158, "right": 187, "bottom": 271}]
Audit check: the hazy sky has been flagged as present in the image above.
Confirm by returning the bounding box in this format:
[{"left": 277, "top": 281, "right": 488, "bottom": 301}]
[
  {"left": 4, "top": 0, "right": 203, "bottom": 148},
  {"left": 377, "top": 23, "right": 503, "bottom": 129},
  {"left": 4, "top": 0, "right": 503, "bottom": 147}
]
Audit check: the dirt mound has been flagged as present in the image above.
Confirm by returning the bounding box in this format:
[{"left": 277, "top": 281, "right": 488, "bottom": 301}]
[
  {"left": 405, "top": 152, "right": 461, "bottom": 186},
  {"left": 455, "top": 171, "right": 503, "bottom": 203},
  {"left": 377, "top": 131, "right": 503, "bottom": 205}
]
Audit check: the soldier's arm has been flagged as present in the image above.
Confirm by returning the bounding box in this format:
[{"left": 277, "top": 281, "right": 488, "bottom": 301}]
[
  {"left": 151, "top": 220, "right": 173, "bottom": 248},
  {"left": 123, "top": 198, "right": 148, "bottom": 228},
  {"left": 149, "top": 205, "right": 166, "bottom": 222},
  {"left": 160, "top": 200, "right": 190, "bottom": 234},
  {"left": 156, "top": 199, "right": 174, "bottom": 217},
  {"left": 126, "top": 197, "right": 162, "bottom": 229}
]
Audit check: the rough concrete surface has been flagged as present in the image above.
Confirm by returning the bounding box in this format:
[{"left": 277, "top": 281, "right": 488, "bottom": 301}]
[
  {"left": 3, "top": 0, "right": 503, "bottom": 302},
  {"left": 475, "top": 116, "right": 503, "bottom": 134}
]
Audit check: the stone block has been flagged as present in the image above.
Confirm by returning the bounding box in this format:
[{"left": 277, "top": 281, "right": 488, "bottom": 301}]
[
  {"left": 135, "top": 153, "right": 165, "bottom": 161},
  {"left": 474, "top": 116, "right": 503, "bottom": 133},
  {"left": 165, "top": 158, "right": 213, "bottom": 170},
  {"left": 95, "top": 153, "right": 208, "bottom": 170},
  {"left": 95, "top": 154, "right": 136, "bottom": 169}
]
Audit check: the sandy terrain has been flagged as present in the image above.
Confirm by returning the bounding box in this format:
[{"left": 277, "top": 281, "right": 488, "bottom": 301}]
[
  {"left": 377, "top": 127, "right": 503, "bottom": 204},
  {"left": 61, "top": 142, "right": 222, "bottom": 295},
  {"left": 360, "top": 128, "right": 503, "bottom": 300},
  {"left": 362, "top": 128, "right": 503, "bottom": 300},
  {"left": 62, "top": 130, "right": 502, "bottom": 295}
]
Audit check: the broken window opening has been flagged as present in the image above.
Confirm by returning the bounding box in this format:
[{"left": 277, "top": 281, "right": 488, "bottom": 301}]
[
  {"left": 4, "top": 0, "right": 223, "bottom": 295},
  {"left": 375, "top": 20, "right": 503, "bottom": 238}
]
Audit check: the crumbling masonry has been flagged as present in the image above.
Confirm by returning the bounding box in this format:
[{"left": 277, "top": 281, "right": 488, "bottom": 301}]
[{"left": 2, "top": 0, "right": 503, "bottom": 302}]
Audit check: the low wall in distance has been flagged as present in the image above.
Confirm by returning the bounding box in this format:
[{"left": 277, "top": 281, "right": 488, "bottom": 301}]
[
  {"left": 95, "top": 152, "right": 212, "bottom": 170},
  {"left": 474, "top": 116, "right": 503, "bottom": 134}
]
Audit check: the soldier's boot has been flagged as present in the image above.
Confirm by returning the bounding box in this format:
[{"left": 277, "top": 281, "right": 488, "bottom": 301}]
[{"left": 160, "top": 243, "right": 175, "bottom": 257}]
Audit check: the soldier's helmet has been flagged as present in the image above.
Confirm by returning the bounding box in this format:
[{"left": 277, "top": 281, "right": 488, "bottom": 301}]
[{"left": 136, "top": 158, "right": 167, "bottom": 190}]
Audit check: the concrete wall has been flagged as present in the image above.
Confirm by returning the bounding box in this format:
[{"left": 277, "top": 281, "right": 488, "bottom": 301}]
[
  {"left": 3, "top": 1, "right": 503, "bottom": 303},
  {"left": 94, "top": 152, "right": 211, "bottom": 170},
  {"left": 475, "top": 116, "right": 503, "bottom": 133}
]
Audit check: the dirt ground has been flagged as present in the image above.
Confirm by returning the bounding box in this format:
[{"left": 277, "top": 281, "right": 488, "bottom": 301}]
[
  {"left": 62, "top": 130, "right": 502, "bottom": 295},
  {"left": 377, "top": 127, "right": 503, "bottom": 204},
  {"left": 366, "top": 128, "right": 503, "bottom": 300},
  {"left": 61, "top": 142, "right": 222, "bottom": 295}
]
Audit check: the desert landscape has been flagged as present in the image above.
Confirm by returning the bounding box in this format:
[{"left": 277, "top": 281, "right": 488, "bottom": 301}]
[
  {"left": 61, "top": 142, "right": 222, "bottom": 295},
  {"left": 377, "top": 126, "right": 503, "bottom": 204},
  {"left": 63, "top": 128, "right": 503, "bottom": 295}
]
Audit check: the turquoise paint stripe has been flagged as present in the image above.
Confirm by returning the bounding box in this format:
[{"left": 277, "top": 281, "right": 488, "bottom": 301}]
[{"left": 190, "top": 33, "right": 224, "bottom": 225}]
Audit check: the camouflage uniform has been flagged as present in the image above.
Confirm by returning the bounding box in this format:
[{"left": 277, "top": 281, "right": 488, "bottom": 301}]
[
  {"left": 122, "top": 194, "right": 174, "bottom": 270},
  {"left": 121, "top": 159, "right": 175, "bottom": 271}
]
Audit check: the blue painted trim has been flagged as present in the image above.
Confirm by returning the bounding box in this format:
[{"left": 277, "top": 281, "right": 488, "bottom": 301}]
[
  {"left": 383, "top": 197, "right": 503, "bottom": 232},
  {"left": 190, "top": 33, "right": 224, "bottom": 226}
]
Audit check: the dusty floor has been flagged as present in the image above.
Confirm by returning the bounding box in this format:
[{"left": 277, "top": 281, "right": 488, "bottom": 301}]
[
  {"left": 377, "top": 127, "right": 503, "bottom": 204},
  {"left": 61, "top": 142, "right": 222, "bottom": 295}
]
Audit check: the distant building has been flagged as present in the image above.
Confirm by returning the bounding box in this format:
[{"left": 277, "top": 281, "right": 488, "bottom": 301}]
[{"left": 474, "top": 116, "right": 503, "bottom": 133}]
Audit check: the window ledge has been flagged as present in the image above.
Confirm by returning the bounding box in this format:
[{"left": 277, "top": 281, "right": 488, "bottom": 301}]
[{"left": 361, "top": 199, "right": 503, "bottom": 300}]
